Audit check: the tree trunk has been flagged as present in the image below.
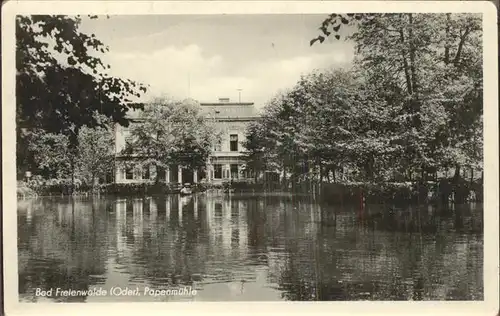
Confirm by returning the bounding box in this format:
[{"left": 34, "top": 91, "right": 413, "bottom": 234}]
[
  {"left": 408, "top": 13, "right": 421, "bottom": 129},
  {"left": 365, "top": 157, "right": 374, "bottom": 181},
  {"left": 71, "top": 161, "right": 75, "bottom": 195},
  {"left": 282, "top": 167, "right": 287, "bottom": 188},
  {"left": 319, "top": 162, "right": 323, "bottom": 184},
  {"left": 454, "top": 28, "right": 471, "bottom": 66},
  {"left": 91, "top": 174, "right": 96, "bottom": 193},
  {"left": 68, "top": 130, "right": 79, "bottom": 196},
  {"left": 444, "top": 13, "right": 451, "bottom": 64},
  {"left": 398, "top": 14, "right": 413, "bottom": 95},
  {"left": 408, "top": 14, "right": 418, "bottom": 95},
  {"left": 399, "top": 28, "right": 413, "bottom": 95},
  {"left": 453, "top": 164, "right": 461, "bottom": 182}
]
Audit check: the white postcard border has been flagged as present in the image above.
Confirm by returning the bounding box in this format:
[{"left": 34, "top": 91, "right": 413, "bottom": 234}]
[{"left": 2, "top": 1, "right": 498, "bottom": 316}]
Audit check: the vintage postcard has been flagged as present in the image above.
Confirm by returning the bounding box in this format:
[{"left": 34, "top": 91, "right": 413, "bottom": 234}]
[{"left": 2, "top": 1, "right": 498, "bottom": 316}]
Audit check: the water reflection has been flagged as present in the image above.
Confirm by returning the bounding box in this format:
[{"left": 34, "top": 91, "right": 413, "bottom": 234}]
[{"left": 17, "top": 194, "right": 483, "bottom": 302}]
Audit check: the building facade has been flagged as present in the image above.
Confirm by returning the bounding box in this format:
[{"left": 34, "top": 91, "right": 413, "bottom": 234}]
[{"left": 114, "top": 98, "right": 259, "bottom": 185}]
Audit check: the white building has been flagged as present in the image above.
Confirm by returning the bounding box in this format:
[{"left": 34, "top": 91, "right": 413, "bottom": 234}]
[{"left": 114, "top": 98, "right": 259, "bottom": 185}]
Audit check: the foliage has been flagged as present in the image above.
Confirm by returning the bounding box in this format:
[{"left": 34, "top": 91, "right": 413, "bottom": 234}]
[
  {"left": 22, "top": 180, "right": 210, "bottom": 196},
  {"left": 16, "top": 15, "right": 147, "bottom": 136},
  {"left": 25, "top": 116, "right": 115, "bottom": 188},
  {"left": 76, "top": 120, "right": 115, "bottom": 187},
  {"left": 17, "top": 181, "right": 38, "bottom": 198},
  {"left": 16, "top": 15, "right": 147, "bottom": 178},
  {"left": 27, "top": 130, "right": 75, "bottom": 179},
  {"left": 243, "top": 13, "right": 483, "bottom": 194},
  {"left": 311, "top": 13, "right": 483, "bottom": 176},
  {"left": 122, "top": 97, "right": 220, "bottom": 181}
]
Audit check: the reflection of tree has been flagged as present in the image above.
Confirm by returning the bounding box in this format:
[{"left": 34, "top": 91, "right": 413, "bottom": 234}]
[
  {"left": 246, "top": 200, "right": 267, "bottom": 251},
  {"left": 18, "top": 198, "right": 110, "bottom": 302},
  {"left": 361, "top": 204, "right": 483, "bottom": 235},
  {"left": 275, "top": 201, "right": 483, "bottom": 301},
  {"left": 19, "top": 259, "right": 90, "bottom": 302}
]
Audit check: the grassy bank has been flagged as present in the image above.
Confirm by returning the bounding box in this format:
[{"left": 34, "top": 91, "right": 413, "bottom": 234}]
[
  {"left": 18, "top": 177, "right": 482, "bottom": 205},
  {"left": 222, "top": 178, "right": 482, "bottom": 205},
  {"left": 17, "top": 181, "right": 38, "bottom": 198},
  {"left": 18, "top": 180, "right": 212, "bottom": 197},
  {"left": 318, "top": 179, "right": 482, "bottom": 205}
]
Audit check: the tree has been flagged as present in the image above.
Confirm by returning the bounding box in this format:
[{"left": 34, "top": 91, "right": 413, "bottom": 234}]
[
  {"left": 76, "top": 124, "right": 115, "bottom": 189},
  {"left": 16, "top": 15, "right": 147, "bottom": 177},
  {"left": 311, "top": 13, "right": 483, "bottom": 182},
  {"left": 16, "top": 15, "right": 148, "bottom": 133},
  {"left": 243, "top": 120, "right": 279, "bottom": 181},
  {"left": 244, "top": 64, "right": 408, "bottom": 185},
  {"left": 122, "top": 97, "right": 219, "bottom": 183},
  {"left": 27, "top": 131, "right": 75, "bottom": 179},
  {"left": 26, "top": 116, "right": 115, "bottom": 189}
]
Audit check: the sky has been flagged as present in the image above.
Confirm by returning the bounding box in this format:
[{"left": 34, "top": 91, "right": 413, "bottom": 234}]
[{"left": 78, "top": 15, "right": 355, "bottom": 108}]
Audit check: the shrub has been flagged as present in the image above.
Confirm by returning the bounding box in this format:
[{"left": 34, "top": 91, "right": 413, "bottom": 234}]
[
  {"left": 320, "top": 181, "right": 427, "bottom": 205},
  {"left": 220, "top": 180, "right": 268, "bottom": 193}
]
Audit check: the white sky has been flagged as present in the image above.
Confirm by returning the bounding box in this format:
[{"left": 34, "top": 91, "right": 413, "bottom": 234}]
[{"left": 78, "top": 15, "right": 355, "bottom": 108}]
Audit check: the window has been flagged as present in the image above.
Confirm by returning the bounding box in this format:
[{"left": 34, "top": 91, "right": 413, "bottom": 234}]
[
  {"left": 242, "top": 168, "right": 253, "bottom": 179},
  {"left": 214, "top": 138, "right": 222, "bottom": 152},
  {"left": 170, "top": 165, "right": 179, "bottom": 182},
  {"left": 125, "top": 167, "right": 134, "bottom": 180},
  {"left": 230, "top": 134, "right": 238, "bottom": 152},
  {"left": 230, "top": 164, "right": 239, "bottom": 179},
  {"left": 214, "top": 164, "right": 223, "bottom": 179},
  {"left": 156, "top": 165, "right": 164, "bottom": 181},
  {"left": 124, "top": 134, "right": 134, "bottom": 153},
  {"left": 143, "top": 165, "right": 150, "bottom": 180}
]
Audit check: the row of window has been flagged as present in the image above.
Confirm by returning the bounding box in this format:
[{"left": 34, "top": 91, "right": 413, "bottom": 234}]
[
  {"left": 212, "top": 164, "right": 254, "bottom": 179},
  {"left": 121, "top": 165, "right": 181, "bottom": 181},
  {"left": 212, "top": 164, "right": 238, "bottom": 179},
  {"left": 123, "top": 166, "right": 150, "bottom": 180},
  {"left": 119, "top": 164, "right": 253, "bottom": 181}
]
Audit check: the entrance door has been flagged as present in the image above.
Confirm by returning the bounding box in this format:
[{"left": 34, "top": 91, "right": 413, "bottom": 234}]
[
  {"left": 230, "top": 164, "right": 239, "bottom": 179},
  {"left": 181, "top": 168, "right": 194, "bottom": 184}
]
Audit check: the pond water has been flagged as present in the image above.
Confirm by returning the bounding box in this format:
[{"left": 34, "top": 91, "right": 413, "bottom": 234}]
[{"left": 17, "top": 193, "right": 483, "bottom": 302}]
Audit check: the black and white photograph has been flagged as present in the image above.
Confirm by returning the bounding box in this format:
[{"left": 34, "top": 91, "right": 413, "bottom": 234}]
[{"left": 2, "top": 1, "right": 499, "bottom": 315}]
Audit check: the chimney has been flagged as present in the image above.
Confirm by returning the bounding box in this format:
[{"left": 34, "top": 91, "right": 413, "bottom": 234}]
[{"left": 219, "top": 97, "right": 230, "bottom": 103}]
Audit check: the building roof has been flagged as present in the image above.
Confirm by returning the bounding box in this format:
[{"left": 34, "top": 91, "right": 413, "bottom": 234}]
[
  {"left": 124, "top": 99, "right": 260, "bottom": 121},
  {"left": 199, "top": 103, "right": 259, "bottom": 120}
]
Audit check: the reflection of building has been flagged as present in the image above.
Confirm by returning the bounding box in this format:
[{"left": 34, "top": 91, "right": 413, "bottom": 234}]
[
  {"left": 204, "top": 195, "right": 248, "bottom": 255},
  {"left": 114, "top": 98, "right": 259, "bottom": 184}
]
